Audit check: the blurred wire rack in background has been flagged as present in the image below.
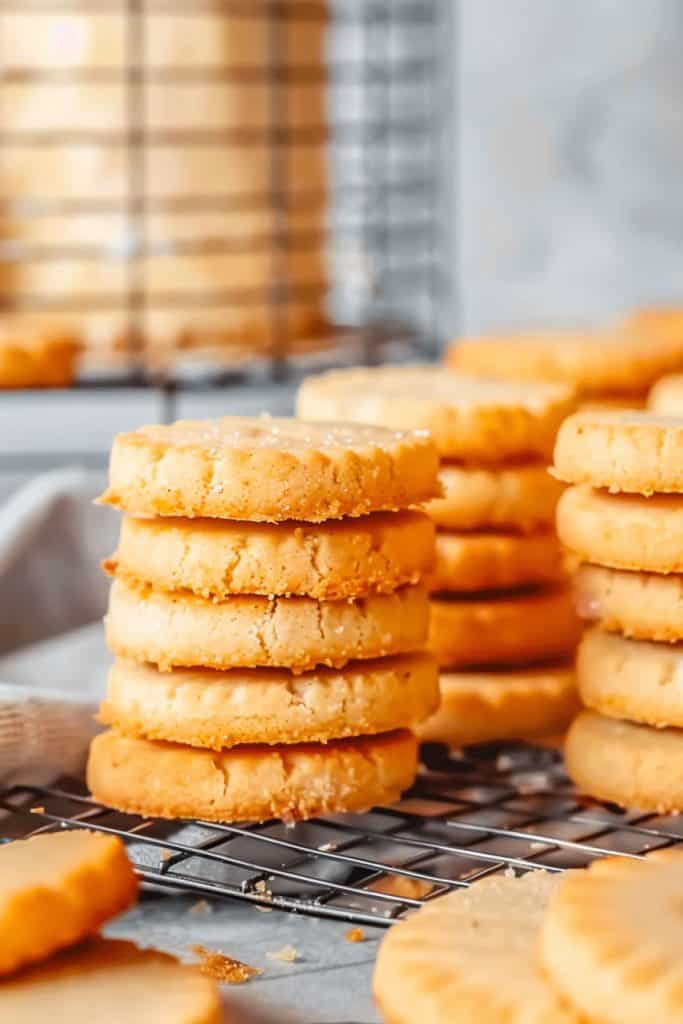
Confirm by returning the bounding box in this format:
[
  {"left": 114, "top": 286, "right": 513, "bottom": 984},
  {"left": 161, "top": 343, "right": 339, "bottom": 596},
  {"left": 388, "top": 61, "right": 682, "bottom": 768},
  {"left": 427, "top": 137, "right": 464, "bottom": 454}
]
[
  {"left": 0, "top": 0, "right": 453, "bottom": 412},
  {"left": 2, "top": 742, "right": 681, "bottom": 928}
]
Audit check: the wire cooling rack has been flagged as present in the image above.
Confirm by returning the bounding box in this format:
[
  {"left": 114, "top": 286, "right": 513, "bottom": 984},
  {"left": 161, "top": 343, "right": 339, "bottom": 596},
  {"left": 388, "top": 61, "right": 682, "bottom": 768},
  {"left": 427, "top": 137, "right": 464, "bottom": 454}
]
[{"left": 2, "top": 741, "right": 682, "bottom": 929}]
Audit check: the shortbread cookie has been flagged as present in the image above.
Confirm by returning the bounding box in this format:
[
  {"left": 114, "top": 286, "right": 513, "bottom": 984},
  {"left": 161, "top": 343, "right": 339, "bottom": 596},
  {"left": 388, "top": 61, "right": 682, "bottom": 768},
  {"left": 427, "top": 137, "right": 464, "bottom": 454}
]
[
  {"left": 1, "top": 938, "right": 221, "bottom": 1023},
  {"left": 106, "top": 509, "right": 435, "bottom": 600},
  {"left": 649, "top": 372, "right": 683, "bottom": 415},
  {"left": 448, "top": 329, "right": 683, "bottom": 396},
  {"left": 427, "top": 461, "right": 563, "bottom": 532},
  {"left": 557, "top": 483, "right": 683, "bottom": 572},
  {"left": 373, "top": 871, "right": 581, "bottom": 1024},
  {"left": 0, "top": 327, "right": 79, "bottom": 389},
  {"left": 98, "top": 416, "right": 439, "bottom": 521},
  {"left": 553, "top": 410, "right": 683, "bottom": 493},
  {"left": 417, "top": 664, "right": 577, "bottom": 747},
  {"left": 574, "top": 563, "right": 683, "bottom": 642},
  {"left": 297, "top": 365, "right": 576, "bottom": 461},
  {"left": 106, "top": 577, "right": 428, "bottom": 672},
  {"left": 88, "top": 728, "right": 417, "bottom": 822},
  {"left": 429, "top": 586, "right": 580, "bottom": 669},
  {"left": 100, "top": 653, "right": 439, "bottom": 748},
  {"left": 577, "top": 628, "right": 683, "bottom": 727},
  {"left": 428, "top": 529, "right": 565, "bottom": 594},
  {"left": 541, "top": 848, "right": 683, "bottom": 1024},
  {"left": 565, "top": 710, "right": 683, "bottom": 811},
  {"left": 0, "top": 830, "right": 138, "bottom": 976}
]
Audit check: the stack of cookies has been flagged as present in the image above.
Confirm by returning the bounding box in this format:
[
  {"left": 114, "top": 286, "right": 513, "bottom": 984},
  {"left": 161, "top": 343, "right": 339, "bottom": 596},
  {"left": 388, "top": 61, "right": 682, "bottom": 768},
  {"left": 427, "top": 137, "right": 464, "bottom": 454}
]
[
  {"left": 87, "top": 416, "right": 441, "bottom": 823},
  {"left": 555, "top": 409, "right": 683, "bottom": 811},
  {"left": 297, "top": 366, "right": 581, "bottom": 748},
  {"left": 447, "top": 327, "right": 683, "bottom": 409}
]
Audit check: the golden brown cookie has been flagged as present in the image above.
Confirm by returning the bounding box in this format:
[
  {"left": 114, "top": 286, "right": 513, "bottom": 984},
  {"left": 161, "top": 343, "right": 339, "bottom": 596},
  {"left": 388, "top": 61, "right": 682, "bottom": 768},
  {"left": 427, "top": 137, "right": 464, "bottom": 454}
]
[
  {"left": 106, "top": 577, "right": 428, "bottom": 672},
  {"left": 448, "top": 329, "right": 683, "bottom": 396},
  {"left": 100, "top": 653, "right": 439, "bottom": 748},
  {"left": 574, "top": 563, "right": 683, "bottom": 642},
  {"left": 541, "top": 848, "right": 683, "bottom": 1024},
  {"left": 374, "top": 871, "right": 581, "bottom": 1024},
  {"left": 87, "top": 728, "right": 418, "bottom": 822},
  {"left": 106, "top": 509, "right": 435, "bottom": 600},
  {"left": 428, "top": 586, "right": 580, "bottom": 669},
  {"left": 1, "top": 938, "right": 221, "bottom": 1023},
  {"left": 577, "top": 627, "right": 683, "bottom": 727},
  {"left": 417, "top": 664, "right": 577, "bottom": 747},
  {"left": 98, "top": 416, "right": 439, "bottom": 522},
  {"left": 427, "top": 461, "right": 563, "bottom": 533},
  {"left": 553, "top": 410, "right": 683, "bottom": 493},
  {"left": 648, "top": 372, "right": 683, "bottom": 415},
  {"left": 297, "top": 365, "right": 576, "bottom": 461},
  {"left": 0, "top": 831, "right": 138, "bottom": 976},
  {"left": 557, "top": 483, "right": 683, "bottom": 572},
  {"left": 0, "top": 326, "right": 79, "bottom": 389},
  {"left": 427, "top": 529, "right": 565, "bottom": 593},
  {"left": 565, "top": 710, "right": 683, "bottom": 811}
]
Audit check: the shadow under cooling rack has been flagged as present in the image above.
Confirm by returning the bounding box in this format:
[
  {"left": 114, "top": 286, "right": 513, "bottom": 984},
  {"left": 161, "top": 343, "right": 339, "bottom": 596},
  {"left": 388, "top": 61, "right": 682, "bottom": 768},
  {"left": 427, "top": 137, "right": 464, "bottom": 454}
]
[{"left": 3, "top": 741, "right": 681, "bottom": 929}]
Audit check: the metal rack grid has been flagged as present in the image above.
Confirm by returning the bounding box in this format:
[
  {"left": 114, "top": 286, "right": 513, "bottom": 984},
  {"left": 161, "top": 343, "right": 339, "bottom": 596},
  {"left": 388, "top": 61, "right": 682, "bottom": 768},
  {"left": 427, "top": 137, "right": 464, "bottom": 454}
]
[
  {"left": 0, "top": 0, "right": 451, "bottom": 388},
  {"left": 2, "top": 741, "right": 681, "bottom": 929}
]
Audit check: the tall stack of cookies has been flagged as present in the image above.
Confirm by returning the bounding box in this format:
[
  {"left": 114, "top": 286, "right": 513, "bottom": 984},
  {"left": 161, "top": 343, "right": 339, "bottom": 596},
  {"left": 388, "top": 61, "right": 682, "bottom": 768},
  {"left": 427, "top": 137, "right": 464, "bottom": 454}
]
[
  {"left": 88, "top": 416, "right": 441, "bottom": 822},
  {"left": 297, "top": 366, "right": 581, "bottom": 747},
  {"left": 554, "top": 409, "right": 683, "bottom": 811},
  {"left": 447, "top": 329, "right": 683, "bottom": 409}
]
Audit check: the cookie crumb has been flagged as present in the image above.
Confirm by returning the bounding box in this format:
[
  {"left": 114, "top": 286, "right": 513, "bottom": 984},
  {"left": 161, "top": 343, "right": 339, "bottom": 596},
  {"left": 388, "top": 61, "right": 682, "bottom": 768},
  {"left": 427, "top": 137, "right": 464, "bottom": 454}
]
[
  {"left": 159, "top": 848, "right": 173, "bottom": 862},
  {"left": 254, "top": 904, "right": 274, "bottom": 914},
  {"left": 191, "top": 945, "right": 262, "bottom": 984},
  {"left": 346, "top": 927, "right": 365, "bottom": 943},
  {"left": 266, "top": 945, "right": 298, "bottom": 963},
  {"left": 189, "top": 899, "right": 212, "bottom": 915},
  {"left": 29, "top": 806, "right": 45, "bottom": 815}
]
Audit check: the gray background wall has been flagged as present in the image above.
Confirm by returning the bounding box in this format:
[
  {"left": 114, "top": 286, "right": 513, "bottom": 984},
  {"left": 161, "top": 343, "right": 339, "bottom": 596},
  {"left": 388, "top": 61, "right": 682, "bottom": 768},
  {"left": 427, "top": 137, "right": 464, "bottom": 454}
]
[{"left": 456, "top": 0, "right": 683, "bottom": 333}]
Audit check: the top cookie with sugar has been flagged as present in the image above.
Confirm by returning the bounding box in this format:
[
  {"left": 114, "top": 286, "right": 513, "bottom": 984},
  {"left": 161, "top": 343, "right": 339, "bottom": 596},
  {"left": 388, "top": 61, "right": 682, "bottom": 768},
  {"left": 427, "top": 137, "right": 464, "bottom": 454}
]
[
  {"left": 297, "top": 364, "right": 576, "bottom": 461},
  {"left": 98, "top": 415, "right": 440, "bottom": 521}
]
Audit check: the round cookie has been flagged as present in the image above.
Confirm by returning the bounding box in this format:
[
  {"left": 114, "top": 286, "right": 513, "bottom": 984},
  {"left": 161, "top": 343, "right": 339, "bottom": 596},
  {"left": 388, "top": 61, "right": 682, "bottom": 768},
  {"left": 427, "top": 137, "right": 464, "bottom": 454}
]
[
  {"left": 553, "top": 410, "right": 683, "bottom": 493},
  {"left": 557, "top": 483, "right": 683, "bottom": 572},
  {"left": 88, "top": 728, "right": 418, "bottom": 822},
  {"left": 297, "top": 365, "right": 576, "bottom": 462},
  {"left": 106, "top": 577, "right": 428, "bottom": 672},
  {"left": 98, "top": 416, "right": 440, "bottom": 522},
  {"left": 427, "top": 529, "right": 565, "bottom": 594},
  {"left": 0, "top": 326, "right": 79, "bottom": 389},
  {"left": 565, "top": 710, "right": 683, "bottom": 811},
  {"left": 448, "top": 329, "right": 683, "bottom": 396},
  {"left": 427, "top": 461, "right": 563, "bottom": 533},
  {"left": 1, "top": 938, "right": 221, "bottom": 1024},
  {"left": 577, "top": 627, "right": 683, "bottom": 727},
  {"left": 373, "top": 871, "right": 581, "bottom": 1024},
  {"left": 107, "top": 509, "right": 435, "bottom": 600},
  {"left": 429, "top": 586, "right": 580, "bottom": 669},
  {"left": 0, "top": 831, "right": 138, "bottom": 976},
  {"left": 541, "top": 848, "right": 683, "bottom": 1024},
  {"left": 100, "top": 653, "right": 440, "bottom": 748},
  {"left": 574, "top": 563, "right": 683, "bottom": 642},
  {"left": 417, "top": 664, "right": 578, "bottom": 748},
  {"left": 649, "top": 372, "right": 683, "bottom": 416}
]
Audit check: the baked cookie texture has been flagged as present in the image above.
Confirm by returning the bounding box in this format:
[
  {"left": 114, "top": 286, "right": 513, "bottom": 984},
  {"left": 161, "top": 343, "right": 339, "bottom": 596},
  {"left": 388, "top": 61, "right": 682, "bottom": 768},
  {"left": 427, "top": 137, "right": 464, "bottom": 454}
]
[
  {"left": 297, "top": 364, "right": 576, "bottom": 461},
  {"left": 649, "top": 372, "right": 683, "bottom": 415},
  {"left": 427, "top": 529, "right": 565, "bottom": 594},
  {"left": 427, "top": 461, "right": 563, "bottom": 533},
  {"left": 100, "top": 653, "right": 439, "bottom": 748},
  {"left": 106, "top": 508, "right": 435, "bottom": 600},
  {"left": 98, "top": 416, "right": 440, "bottom": 521},
  {"left": 0, "top": 830, "right": 138, "bottom": 976},
  {"left": 0, "top": 327, "right": 79, "bottom": 389},
  {"left": 557, "top": 483, "right": 683, "bottom": 572},
  {"left": 553, "top": 410, "right": 683, "bottom": 493},
  {"left": 105, "top": 577, "right": 429, "bottom": 672},
  {"left": 1, "top": 938, "right": 222, "bottom": 1024},
  {"left": 541, "top": 848, "right": 683, "bottom": 1024},
  {"left": 574, "top": 563, "right": 683, "bottom": 642},
  {"left": 417, "top": 664, "right": 577, "bottom": 748},
  {"left": 373, "top": 871, "right": 581, "bottom": 1024},
  {"left": 87, "top": 728, "right": 418, "bottom": 823}
]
